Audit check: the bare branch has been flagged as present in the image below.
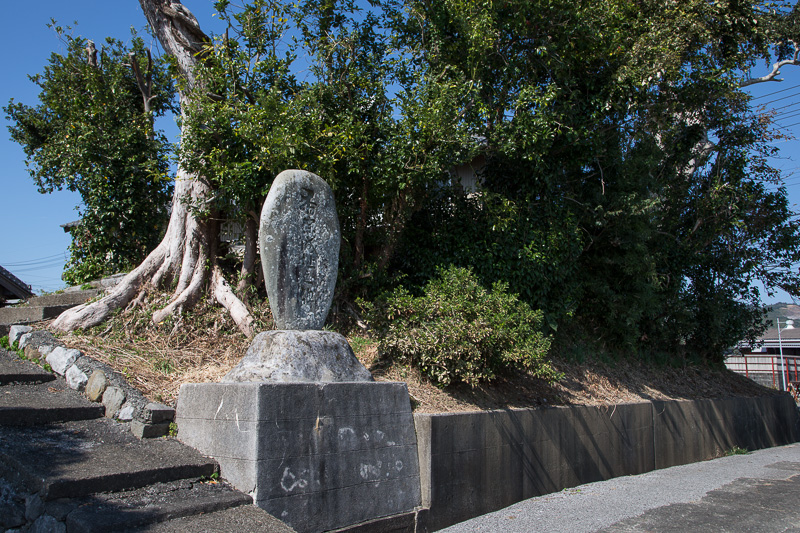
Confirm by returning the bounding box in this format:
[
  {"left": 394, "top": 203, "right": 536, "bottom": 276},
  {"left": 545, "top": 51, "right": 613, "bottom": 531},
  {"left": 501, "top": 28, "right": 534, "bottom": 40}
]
[
  {"left": 129, "top": 51, "right": 154, "bottom": 115},
  {"left": 741, "top": 42, "right": 800, "bottom": 87},
  {"left": 86, "top": 40, "right": 98, "bottom": 68}
]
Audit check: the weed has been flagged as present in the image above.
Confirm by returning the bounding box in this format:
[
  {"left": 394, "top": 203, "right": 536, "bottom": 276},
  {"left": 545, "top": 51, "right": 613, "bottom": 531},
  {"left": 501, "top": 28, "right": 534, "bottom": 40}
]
[
  {"left": 199, "top": 472, "right": 220, "bottom": 483},
  {"left": 168, "top": 422, "right": 178, "bottom": 437},
  {"left": 726, "top": 446, "right": 749, "bottom": 456},
  {"left": 43, "top": 363, "right": 53, "bottom": 373},
  {"left": 0, "top": 336, "right": 9, "bottom": 350},
  {"left": 349, "top": 335, "right": 370, "bottom": 354},
  {"left": 367, "top": 265, "right": 555, "bottom": 387},
  {"left": 154, "top": 359, "right": 173, "bottom": 375}
]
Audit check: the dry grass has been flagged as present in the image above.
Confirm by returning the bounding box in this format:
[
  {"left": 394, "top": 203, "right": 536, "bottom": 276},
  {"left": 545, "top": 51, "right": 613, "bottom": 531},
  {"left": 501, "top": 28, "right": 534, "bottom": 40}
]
[
  {"left": 48, "top": 295, "right": 781, "bottom": 411},
  {"left": 350, "top": 335, "right": 778, "bottom": 413},
  {"left": 50, "top": 289, "right": 272, "bottom": 405}
]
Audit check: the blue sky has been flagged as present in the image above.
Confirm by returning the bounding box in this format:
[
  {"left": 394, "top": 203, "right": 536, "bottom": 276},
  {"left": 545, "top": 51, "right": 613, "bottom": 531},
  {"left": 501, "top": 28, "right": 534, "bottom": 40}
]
[
  {"left": 1, "top": 1, "right": 225, "bottom": 293},
  {"left": 2, "top": 2, "right": 800, "bottom": 305}
]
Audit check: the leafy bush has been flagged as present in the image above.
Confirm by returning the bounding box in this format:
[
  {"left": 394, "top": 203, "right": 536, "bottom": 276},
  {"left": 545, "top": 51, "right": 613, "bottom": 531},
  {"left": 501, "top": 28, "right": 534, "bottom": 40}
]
[
  {"left": 393, "top": 188, "right": 583, "bottom": 332},
  {"left": 367, "top": 265, "right": 556, "bottom": 387}
]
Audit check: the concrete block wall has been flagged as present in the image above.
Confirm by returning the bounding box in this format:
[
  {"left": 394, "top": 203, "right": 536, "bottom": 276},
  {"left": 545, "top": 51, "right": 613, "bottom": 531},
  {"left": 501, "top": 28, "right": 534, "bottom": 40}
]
[
  {"left": 745, "top": 373, "right": 780, "bottom": 389},
  {"left": 415, "top": 395, "right": 800, "bottom": 531}
]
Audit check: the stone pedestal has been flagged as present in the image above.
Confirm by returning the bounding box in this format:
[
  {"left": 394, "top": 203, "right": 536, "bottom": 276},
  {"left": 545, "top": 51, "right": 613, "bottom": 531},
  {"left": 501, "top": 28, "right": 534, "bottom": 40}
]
[
  {"left": 222, "top": 330, "right": 373, "bottom": 383},
  {"left": 176, "top": 382, "right": 422, "bottom": 533}
]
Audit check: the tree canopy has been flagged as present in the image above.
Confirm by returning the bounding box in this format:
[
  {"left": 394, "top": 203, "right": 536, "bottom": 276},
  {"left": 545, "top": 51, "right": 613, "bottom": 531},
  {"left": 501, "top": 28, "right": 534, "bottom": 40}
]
[
  {"left": 183, "top": 0, "right": 800, "bottom": 361},
  {"left": 42, "top": 0, "right": 800, "bottom": 367}
]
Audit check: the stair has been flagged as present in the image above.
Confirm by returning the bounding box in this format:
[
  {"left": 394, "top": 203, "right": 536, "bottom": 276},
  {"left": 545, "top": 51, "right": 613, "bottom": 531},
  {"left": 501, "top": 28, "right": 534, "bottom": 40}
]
[
  {"left": 0, "top": 349, "right": 296, "bottom": 533},
  {"left": 0, "top": 289, "right": 102, "bottom": 336}
]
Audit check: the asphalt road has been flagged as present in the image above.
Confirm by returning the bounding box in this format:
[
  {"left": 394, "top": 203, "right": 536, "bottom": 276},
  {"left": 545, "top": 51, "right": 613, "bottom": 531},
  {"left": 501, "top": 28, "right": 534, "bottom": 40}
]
[{"left": 441, "top": 442, "right": 800, "bottom": 532}]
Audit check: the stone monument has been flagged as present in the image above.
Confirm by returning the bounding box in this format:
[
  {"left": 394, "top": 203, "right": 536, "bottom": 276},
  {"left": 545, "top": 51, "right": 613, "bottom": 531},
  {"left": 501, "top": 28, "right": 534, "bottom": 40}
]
[
  {"left": 177, "top": 169, "right": 421, "bottom": 533},
  {"left": 223, "top": 169, "right": 372, "bottom": 383}
]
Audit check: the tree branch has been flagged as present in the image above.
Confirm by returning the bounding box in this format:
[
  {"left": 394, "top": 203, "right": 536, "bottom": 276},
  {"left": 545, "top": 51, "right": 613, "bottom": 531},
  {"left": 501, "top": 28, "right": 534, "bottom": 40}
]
[
  {"left": 129, "top": 51, "right": 154, "bottom": 115},
  {"left": 741, "top": 42, "right": 800, "bottom": 87}
]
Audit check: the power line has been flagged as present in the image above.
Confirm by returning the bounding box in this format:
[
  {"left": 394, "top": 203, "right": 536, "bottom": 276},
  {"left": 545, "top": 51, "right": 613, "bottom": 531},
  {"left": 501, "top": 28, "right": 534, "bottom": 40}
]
[
  {"left": 766, "top": 100, "right": 800, "bottom": 115},
  {"left": 10, "top": 262, "right": 66, "bottom": 274},
  {"left": 750, "top": 83, "right": 800, "bottom": 101},
  {"left": 777, "top": 120, "right": 800, "bottom": 129},
  {"left": 2, "top": 253, "right": 66, "bottom": 267},
  {"left": 757, "top": 91, "right": 800, "bottom": 106},
  {"left": 775, "top": 110, "right": 800, "bottom": 123}
]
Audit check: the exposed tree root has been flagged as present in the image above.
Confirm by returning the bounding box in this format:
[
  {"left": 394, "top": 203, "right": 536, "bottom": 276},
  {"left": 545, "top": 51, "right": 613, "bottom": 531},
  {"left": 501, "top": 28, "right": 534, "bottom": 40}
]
[{"left": 53, "top": 171, "right": 256, "bottom": 337}]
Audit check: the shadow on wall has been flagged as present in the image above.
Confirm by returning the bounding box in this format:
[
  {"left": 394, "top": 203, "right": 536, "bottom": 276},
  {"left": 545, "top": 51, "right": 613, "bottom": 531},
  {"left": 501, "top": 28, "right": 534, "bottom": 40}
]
[{"left": 415, "top": 395, "right": 800, "bottom": 531}]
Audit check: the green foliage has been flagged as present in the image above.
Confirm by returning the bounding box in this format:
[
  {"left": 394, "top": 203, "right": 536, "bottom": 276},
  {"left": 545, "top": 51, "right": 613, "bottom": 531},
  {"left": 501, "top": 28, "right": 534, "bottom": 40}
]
[
  {"left": 386, "top": 0, "right": 800, "bottom": 360},
  {"left": 180, "top": 0, "right": 473, "bottom": 299},
  {"left": 395, "top": 188, "right": 583, "bottom": 330},
  {"left": 5, "top": 25, "right": 176, "bottom": 284},
  {"left": 176, "top": 0, "right": 800, "bottom": 363},
  {"left": 7, "top": 1, "right": 799, "bottom": 370},
  {"left": 725, "top": 446, "right": 749, "bottom": 456},
  {"left": 367, "top": 266, "right": 556, "bottom": 387},
  {"left": 0, "top": 336, "right": 8, "bottom": 350}
]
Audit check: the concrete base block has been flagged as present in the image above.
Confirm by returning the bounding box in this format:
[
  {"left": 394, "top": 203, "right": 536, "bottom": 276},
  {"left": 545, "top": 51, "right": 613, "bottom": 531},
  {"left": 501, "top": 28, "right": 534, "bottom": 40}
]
[
  {"left": 176, "top": 382, "right": 421, "bottom": 533},
  {"left": 130, "top": 420, "right": 171, "bottom": 439}
]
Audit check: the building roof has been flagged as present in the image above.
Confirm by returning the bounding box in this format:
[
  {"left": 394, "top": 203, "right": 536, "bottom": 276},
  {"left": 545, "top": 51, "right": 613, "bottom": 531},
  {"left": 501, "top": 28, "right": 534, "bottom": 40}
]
[
  {"left": 60, "top": 220, "right": 81, "bottom": 232},
  {"left": 0, "top": 265, "right": 34, "bottom": 301},
  {"left": 741, "top": 325, "right": 800, "bottom": 349}
]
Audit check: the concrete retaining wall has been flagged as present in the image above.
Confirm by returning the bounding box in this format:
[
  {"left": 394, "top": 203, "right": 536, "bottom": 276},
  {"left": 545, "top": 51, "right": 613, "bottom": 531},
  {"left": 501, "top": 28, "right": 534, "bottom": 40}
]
[{"left": 415, "top": 395, "right": 800, "bottom": 531}]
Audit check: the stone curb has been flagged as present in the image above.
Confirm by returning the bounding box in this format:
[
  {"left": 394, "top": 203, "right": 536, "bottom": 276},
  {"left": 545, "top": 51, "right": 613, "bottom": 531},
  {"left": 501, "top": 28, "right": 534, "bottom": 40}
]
[{"left": 6, "top": 324, "right": 175, "bottom": 439}]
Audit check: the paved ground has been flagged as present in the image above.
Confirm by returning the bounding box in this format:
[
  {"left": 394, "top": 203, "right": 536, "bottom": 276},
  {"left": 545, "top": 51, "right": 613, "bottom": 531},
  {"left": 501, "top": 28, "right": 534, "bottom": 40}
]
[{"left": 441, "top": 443, "right": 800, "bottom": 532}]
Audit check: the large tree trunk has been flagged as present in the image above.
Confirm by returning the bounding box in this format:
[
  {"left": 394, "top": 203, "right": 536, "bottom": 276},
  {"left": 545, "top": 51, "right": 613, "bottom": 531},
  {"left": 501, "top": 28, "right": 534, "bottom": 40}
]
[{"left": 53, "top": 0, "right": 255, "bottom": 337}]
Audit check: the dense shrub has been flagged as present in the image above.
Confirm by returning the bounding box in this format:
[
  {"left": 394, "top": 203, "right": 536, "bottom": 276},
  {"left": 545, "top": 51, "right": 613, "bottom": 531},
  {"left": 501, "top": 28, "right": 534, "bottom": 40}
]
[
  {"left": 367, "top": 265, "right": 556, "bottom": 387},
  {"left": 392, "top": 188, "right": 583, "bottom": 332}
]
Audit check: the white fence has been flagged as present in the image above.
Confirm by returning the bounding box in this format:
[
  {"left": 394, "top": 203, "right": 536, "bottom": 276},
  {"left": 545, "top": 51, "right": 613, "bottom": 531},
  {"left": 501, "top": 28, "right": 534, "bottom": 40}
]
[{"left": 725, "top": 354, "right": 800, "bottom": 391}]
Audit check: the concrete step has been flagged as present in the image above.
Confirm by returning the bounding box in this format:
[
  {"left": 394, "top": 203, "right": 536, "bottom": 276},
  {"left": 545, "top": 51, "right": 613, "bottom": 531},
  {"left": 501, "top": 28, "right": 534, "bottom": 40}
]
[
  {"left": 0, "top": 326, "right": 296, "bottom": 532},
  {"left": 0, "top": 289, "right": 102, "bottom": 334},
  {"left": 0, "top": 381, "right": 104, "bottom": 425},
  {"left": 0, "top": 304, "right": 76, "bottom": 326},
  {"left": 0, "top": 348, "right": 55, "bottom": 385},
  {"left": 0, "top": 347, "right": 104, "bottom": 425},
  {"left": 26, "top": 288, "right": 102, "bottom": 308},
  {"left": 63, "top": 479, "right": 260, "bottom": 533},
  {"left": 0, "top": 417, "right": 217, "bottom": 500},
  {"left": 126, "top": 503, "right": 297, "bottom": 532}
]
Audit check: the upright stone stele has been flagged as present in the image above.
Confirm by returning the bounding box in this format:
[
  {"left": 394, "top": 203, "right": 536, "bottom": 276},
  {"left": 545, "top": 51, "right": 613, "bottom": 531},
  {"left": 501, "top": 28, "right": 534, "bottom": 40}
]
[
  {"left": 177, "top": 169, "right": 421, "bottom": 533},
  {"left": 260, "top": 169, "right": 339, "bottom": 330},
  {"left": 223, "top": 169, "right": 372, "bottom": 383}
]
